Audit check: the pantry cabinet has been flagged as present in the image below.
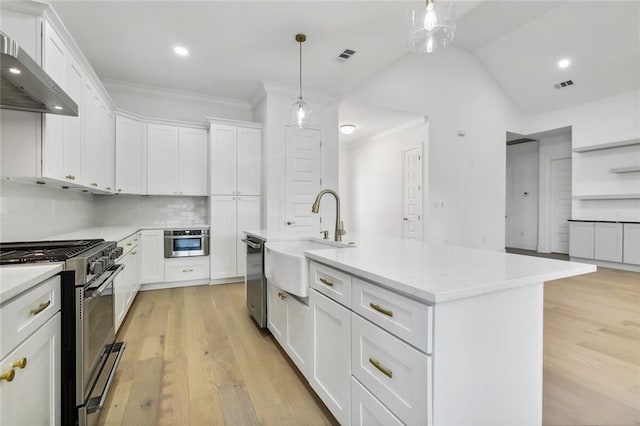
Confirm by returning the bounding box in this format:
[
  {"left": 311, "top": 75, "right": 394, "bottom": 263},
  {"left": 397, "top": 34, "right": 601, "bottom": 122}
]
[{"left": 115, "top": 114, "right": 146, "bottom": 195}]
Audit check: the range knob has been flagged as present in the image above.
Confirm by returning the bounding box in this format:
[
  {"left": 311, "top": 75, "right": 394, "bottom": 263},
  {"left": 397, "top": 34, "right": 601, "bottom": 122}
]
[{"left": 89, "top": 260, "right": 104, "bottom": 275}]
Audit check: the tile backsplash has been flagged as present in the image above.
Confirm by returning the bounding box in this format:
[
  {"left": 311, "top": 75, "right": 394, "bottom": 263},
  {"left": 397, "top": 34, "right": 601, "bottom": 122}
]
[
  {"left": 93, "top": 194, "right": 208, "bottom": 227},
  {"left": 0, "top": 180, "right": 96, "bottom": 241}
]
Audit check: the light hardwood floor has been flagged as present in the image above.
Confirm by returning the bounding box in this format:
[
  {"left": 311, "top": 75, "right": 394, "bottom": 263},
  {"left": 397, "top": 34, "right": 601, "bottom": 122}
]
[{"left": 100, "top": 267, "right": 640, "bottom": 426}]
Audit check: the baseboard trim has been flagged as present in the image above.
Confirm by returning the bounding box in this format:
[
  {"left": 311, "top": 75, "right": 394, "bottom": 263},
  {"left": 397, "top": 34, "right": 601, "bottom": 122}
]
[
  {"left": 569, "top": 257, "right": 640, "bottom": 273},
  {"left": 140, "top": 279, "right": 210, "bottom": 291},
  {"left": 210, "top": 277, "right": 244, "bottom": 285}
]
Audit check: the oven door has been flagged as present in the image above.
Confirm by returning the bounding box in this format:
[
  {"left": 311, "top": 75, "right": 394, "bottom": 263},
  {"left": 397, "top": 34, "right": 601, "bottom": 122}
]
[
  {"left": 79, "top": 264, "right": 124, "bottom": 403},
  {"left": 164, "top": 235, "right": 209, "bottom": 257}
]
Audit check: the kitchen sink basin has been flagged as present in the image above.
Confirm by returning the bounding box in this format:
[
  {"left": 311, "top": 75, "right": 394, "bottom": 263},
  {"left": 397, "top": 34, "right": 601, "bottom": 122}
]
[{"left": 264, "top": 240, "right": 340, "bottom": 297}]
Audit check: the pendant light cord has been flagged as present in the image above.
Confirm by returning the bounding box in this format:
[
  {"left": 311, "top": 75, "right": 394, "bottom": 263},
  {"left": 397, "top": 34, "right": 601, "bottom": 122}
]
[{"left": 299, "top": 39, "right": 303, "bottom": 100}]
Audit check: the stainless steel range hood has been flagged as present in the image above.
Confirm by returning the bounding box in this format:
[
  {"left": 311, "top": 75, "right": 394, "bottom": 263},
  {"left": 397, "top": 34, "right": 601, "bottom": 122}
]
[{"left": 1, "top": 31, "right": 78, "bottom": 116}]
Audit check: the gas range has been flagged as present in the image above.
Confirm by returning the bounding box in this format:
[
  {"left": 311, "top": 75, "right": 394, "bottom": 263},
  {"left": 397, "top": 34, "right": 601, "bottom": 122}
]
[{"left": 0, "top": 239, "right": 123, "bottom": 286}]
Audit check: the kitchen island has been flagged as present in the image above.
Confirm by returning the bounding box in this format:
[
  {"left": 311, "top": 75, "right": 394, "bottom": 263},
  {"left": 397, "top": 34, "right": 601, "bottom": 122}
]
[{"left": 255, "top": 231, "right": 596, "bottom": 426}]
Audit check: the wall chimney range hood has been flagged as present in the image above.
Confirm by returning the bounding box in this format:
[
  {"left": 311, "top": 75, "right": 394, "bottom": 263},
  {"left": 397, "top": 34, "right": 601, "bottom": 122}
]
[{"left": 1, "top": 32, "right": 78, "bottom": 116}]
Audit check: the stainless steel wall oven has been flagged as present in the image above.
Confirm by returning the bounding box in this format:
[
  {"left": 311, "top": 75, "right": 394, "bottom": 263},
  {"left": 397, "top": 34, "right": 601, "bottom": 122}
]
[{"left": 164, "top": 228, "right": 209, "bottom": 258}]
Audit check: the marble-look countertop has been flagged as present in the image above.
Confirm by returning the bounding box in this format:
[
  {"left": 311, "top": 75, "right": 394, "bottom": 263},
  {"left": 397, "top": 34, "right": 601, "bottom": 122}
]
[
  {"left": 46, "top": 224, "right": 210, "bottom": 243},
  {"left": 0, "top": 263, "right": 63, "bottom": 304},
  {"left": 304, "top": 236, "right": 596, "bottom": 303}
]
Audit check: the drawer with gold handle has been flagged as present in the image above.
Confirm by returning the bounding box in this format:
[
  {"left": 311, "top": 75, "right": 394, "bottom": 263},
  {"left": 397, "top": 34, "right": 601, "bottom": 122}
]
[
  {"left": 310, "top": 261, "right": 352, "bottom": 306},
  {"left": 30, "top": 301, "right": 51, "bottom": 316},
  {"left": 182, "top": 268, "right": 194, "bottom": 273},
  {"left": 0, "top": 368, "right": 15, "bottom": 382},
  {"left": 369, "top": 357, "right": 393, "bottom": 378},
  {"left": 319, "top": 277, "right": 334, "bottom": 287}
]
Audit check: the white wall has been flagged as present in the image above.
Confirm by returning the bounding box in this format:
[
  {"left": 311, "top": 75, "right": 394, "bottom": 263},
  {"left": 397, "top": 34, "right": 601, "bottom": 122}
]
[
  {"left": 525, "top": 90, "right": 640, "bottom": 222},
  {"left": 506, "top": 142, "right": 539, "bottom": 250},
  {"left": 257, "top": 83, "right": 339, "bottom": 233},
  {"left": 105, "top": 80, "right": 253, "bottom": 123},
  {"left": 537, "top": 133, "right": 572, "bottom": 252},
  {"left": 0, "top": 180, "right": 96, "bottom": 241},
  {"left": 340, "top": 123, "right": 427, "bottom": 239},
  {"left": 347, "top": 49, "right": 523, "bottom": 250}
]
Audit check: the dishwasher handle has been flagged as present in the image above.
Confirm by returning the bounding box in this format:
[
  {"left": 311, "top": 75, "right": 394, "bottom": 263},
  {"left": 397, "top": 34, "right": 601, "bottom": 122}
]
[{"left": 241, "top": 238, "right": 262, "bottom": 250}]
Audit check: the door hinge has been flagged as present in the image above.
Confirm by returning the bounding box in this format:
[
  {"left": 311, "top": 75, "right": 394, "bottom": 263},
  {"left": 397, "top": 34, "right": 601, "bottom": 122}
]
[
  {"left": 320, "top": 217, "right": 322, "bottom": 223},
  {"left": 418, "top": 185, "right": 421, "bottom": 191},
  {"left": 418, "top": 155, "right": 421, "bottom": 160},
  {"left": 418, "top": 215, "right": 421, "bottom": 220},
  {"left": 320, "top": 178, "right": 323, "bottom": 185},
  {"left": 320, "top": 140, "right": 323, "bottom": 147}
]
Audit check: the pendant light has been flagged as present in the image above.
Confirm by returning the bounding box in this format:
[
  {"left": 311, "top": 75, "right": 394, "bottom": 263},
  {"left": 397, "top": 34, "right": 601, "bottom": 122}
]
[
  {"left": 408, "top": 0, "right": 456, "bottom": 54},
  {"left": 291, "top": 33, "right": 312, "bottom": 128}
]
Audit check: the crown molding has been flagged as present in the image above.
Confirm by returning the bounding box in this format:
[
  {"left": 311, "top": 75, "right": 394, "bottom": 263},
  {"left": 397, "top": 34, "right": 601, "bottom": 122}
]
[
  {"left": 259, "top": 81, "right": 340, "bottom": 107},
  {"left": 103, "top": 80, "right": 253, "bottom": 114},
  {"left": 114, "top": 109, "right": 207, "bottom": 130},
  {"left": 205, "top": 117, "right": 263, "bottom": 130}
]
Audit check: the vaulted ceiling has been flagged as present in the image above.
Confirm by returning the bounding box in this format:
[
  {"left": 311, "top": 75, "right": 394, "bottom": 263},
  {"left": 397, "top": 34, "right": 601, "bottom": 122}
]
[{"left": 53, "top": 1, "right": 639, "bottom": 115}]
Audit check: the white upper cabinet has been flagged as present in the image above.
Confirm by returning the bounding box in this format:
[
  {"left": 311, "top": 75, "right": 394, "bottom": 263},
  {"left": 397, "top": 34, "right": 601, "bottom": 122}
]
[
  {"left": 81, "top": 81, "right": 101, "bottom": 188},
  {"left": 178, "top": 128, "right": 208, "bottom": 196},
  {"left": 146, "top": 125, "right": 207, "bottom": 196},
  {"left": 63, "top": 55, "right": 83, "bottom": 183},
  {"left": 210, "top": 123, "right": 262, "bottom": 196},
  {"left": 99, "top": 102, "right": 115, "bottom": 192},
  {"left": 115, "top": 114, "right": 146, "bottom": 195},
  {"left": 147, "top": 124, "right": 180, "bottom": 195}
]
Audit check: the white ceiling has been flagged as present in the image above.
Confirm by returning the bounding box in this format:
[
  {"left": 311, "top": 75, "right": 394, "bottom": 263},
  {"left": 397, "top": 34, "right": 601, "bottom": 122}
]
[
  {"left": 52, "top": 1, "right": 639, "bottom": 116},
  {"left": 339, "top": 100, "right": 423, "bottom": 144}
]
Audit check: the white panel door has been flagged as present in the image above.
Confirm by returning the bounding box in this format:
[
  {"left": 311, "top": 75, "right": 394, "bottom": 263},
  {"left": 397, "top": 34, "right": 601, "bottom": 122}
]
[
  {"left": 210, "top": 124, "right": 237, "bottom": 195},
  {"left": 402, "top": 146, "right": 423, "bottom": 240},
  {"left": 550, "top": 158, "right": 572, "bottom": 254},
  {"left": 284, "top": 127, "right": 321, "bottom": 233},
  {"left": 237, "top": 127, "right": 262, "bottom": 196},
  {"left": 140, "top": 230, "right": 165, "bottom": 284},
  {"left": 623, "top": 223, "right": 640, "bottom": 265},
  {"left": 178, "top": 128, "right": 207, "bottom": 195},
  {"left": 0, "top": 313, "right": 61, "bottom": 426},
  {"left": 115, "top": 115, "right": 145, "bottom": 194},
  {"left": 236, "top": 196, "right": 261, "bottom": 277},
  {"left": 99, "top": 104, "right": 115, "bottom": 192},
  {"left": 594, "top": 223, "right": 623, "bottom": 262},
  {"left": 210, "top": 196, "right": 237, "bottom": 279},
  {"left": 147, "top": 124, "right": 179, "bottom": 195},
  {"left": 569, "top": 222, "right": 594, "bottom": 259},
  {"left": 63, "top": 56, "right": 83, "bottom": 183},
  {"left": 310, "top": 289, "right": 351, "bottom": 425}
]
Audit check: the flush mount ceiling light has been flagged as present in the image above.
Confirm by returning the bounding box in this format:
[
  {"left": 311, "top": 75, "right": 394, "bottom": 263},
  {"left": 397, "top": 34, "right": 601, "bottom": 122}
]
[
  {"left": 290, "top": 34, "right": 312, "bottom": 128},
  {"left": 408, "top": 0, "right": 456, "bottom": 54},
  {"left": 173, "top": 46, "right": 189, "bottom": 57},
  {"left": 52, "top": 105, "right": 63, "bottom": 110},
  {"left": 558, "top": 58, "right": 571, "bottom": 69},
  {"left": 8, "top": 67, "right": 21, "bottom": 75},
  {"left": 340, "top": 124, "right": 357, "bottom": 135}
]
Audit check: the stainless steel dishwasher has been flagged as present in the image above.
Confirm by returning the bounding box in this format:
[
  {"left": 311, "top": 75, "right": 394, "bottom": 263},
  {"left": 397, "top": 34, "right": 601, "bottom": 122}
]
[{"left": 242, "top": 235, "right": 266, "bottom": 328}]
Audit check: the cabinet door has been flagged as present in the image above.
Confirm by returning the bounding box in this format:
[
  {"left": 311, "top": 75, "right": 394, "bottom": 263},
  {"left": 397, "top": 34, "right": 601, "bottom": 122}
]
[
  {"left": 42, "top": 21, "right": 67, "bottom": 182},
  {"left": 236, "top": 196, "right": 261, "bottom": 277},
  {"left": 623, "top": 223, "right": 640, "bottom": 265},
  {"left": 310, "top": 289, "right": 351, "bottom": 425},
  {"left": 267, "top": 282, "right": 287, "bottom": 345},
  {"left": 147, "top": 124, "right": 179, "bottom": 195},
  {"left": 81, "top": 81, "right": 101, "bottom": 188},
  {"left": 99, "top": 103, "right": 115, "bottom": 192},
  {"left": 0, "top": 313, "right": 61, "bottom": 426},
  {"left": 178, "top": 127, "right": 207, "bottom": 195},
  {"left": 140, "top": 230, "right": 165, "bottom": 284},
  {"left": 63, "top": 55, "right": 83, "bottom": 183},
  {"left": 210, "top": 124, "right": 237, "bottom": 194},
  {"left": 130, "top": 246, "right": 141, "bottom": 301},
  {"left": 114, "top": 254, "right": 129, "bottom": 332},
  {"left": 210, "top": 196, "right": 237, "bottom": 279},
  {"left": 569, "top": 222, "right": 594, "bottom": 259},
  {"left": 237, "top": 127, "right": 261, "bottom": 196},
  {"left": 594, "top": 223, "right": 623, "bottom": 262},
  {"left": 115, "top": 115, "right": 145, "bottom": 194},
  {"left": 351, "top": 377, "right": 403, "bottom": 426},
  {"left": 286, "top": 294, "right": 311, "bottom": 376}
]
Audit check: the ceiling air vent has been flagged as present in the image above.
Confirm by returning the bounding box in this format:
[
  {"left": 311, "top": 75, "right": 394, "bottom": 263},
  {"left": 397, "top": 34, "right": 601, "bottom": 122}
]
[
  {"left": 336, "top": 49, "right": 356, "bottom": 63},
  {"left": 554, "top": 79, "right": 574, "bottom": 90}
]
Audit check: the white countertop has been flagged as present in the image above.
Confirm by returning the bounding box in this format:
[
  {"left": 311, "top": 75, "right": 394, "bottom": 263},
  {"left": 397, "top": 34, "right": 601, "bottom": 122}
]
[
  {"left": 244, "top": 229, "right": 358, "bottom": 244},
  {"left": 304, "top": 237, "right": 596, "bottom": 303},
  {"left": 47, "top": 224, "right": 209, "bottom": 243},
  {"left": 0, "top": 263, "right": 63, "bottom": 304}
]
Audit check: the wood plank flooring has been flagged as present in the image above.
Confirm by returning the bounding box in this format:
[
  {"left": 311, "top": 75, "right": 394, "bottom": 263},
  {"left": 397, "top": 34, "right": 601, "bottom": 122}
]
[{"left": 100, "top": 267, "right": 640, "bottom": 425}]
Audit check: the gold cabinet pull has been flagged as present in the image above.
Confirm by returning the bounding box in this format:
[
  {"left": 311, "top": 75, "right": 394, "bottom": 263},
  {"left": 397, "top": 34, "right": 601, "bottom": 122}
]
[
  {"left": 0, "top": 369, "right": 15, "bottom": 382},
  {"left": 91, "top": 183, "right": 98, "bottom": 187},
  {"left": 182, "top": 268, "right": 194, "bottom": 272},
  {"left": 127, "top": 243, "right": 132, "bottom": 246},
  {"left": 319, "top": 277, "right": 334, "bottom": 287},
  {"left": 277, "top": 292, "right": 287, "bottom": 300},
  {"left": 12, "top": 358, "right": 27, "bottom": 369},
  {"left": 370, "top": 303, "right": 393, "bottom": 317},
  {"left": 30, "top": 301, "right": 51, "bottom": 316},
  {"left": 106, "top": 187, "right": 112, "bottom": 190},
  {"left": 131, "top": 251, "right": 137, "bottom": 255},
  {"left": 65, "top": 174, "right": 73, "bottom": 180},
  {"left": 369, "top": 358, "right": 393, "bottom": 378}
]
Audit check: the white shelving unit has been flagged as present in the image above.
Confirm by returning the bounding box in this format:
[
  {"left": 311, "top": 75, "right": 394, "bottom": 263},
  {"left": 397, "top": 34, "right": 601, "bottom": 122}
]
[
  {"left": 573, "top": 193, "right": 640, "bottom": 200},
  {"left": 573, "top": 138, "right": 640, "bottom": 153},
  {"left": 610, "top": 166, "right": 640, "bottom": 174}
]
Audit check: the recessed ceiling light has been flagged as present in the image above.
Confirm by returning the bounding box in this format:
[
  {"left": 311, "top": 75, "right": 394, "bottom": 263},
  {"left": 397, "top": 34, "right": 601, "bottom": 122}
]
[
  {"left": 340, "top": 124, "right": 357, "bottom": 135},
  {"left": 558, "top": 58, "right": 571, "bottom": 69},
  {"left": 174, "top": 46, "right": 189, "bottom": 57},
  {"left": 8, "top": 67, "right": 21, "bottom": 74},
  {"left": 53, "top": 105, "right": 63, "bottom": 110}
]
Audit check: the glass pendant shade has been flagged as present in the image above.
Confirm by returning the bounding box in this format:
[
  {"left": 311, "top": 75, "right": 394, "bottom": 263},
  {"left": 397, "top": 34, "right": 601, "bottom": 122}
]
[
  {"left": 408, "top": 0, "right": 456, "bottom": 54},
  {"left": 291, "top": 96, "right": 312, "bottom": 128}
]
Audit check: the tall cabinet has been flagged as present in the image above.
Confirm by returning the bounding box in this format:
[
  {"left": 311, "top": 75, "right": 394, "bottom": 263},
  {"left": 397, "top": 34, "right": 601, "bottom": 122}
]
[{"left": 209, "top": 121, "right": 262, "bottom": 280}]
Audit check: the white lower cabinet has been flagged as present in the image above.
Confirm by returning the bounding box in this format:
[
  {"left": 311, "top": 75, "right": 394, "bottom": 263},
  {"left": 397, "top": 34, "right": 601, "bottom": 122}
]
[
  {"left": 140, "top": 229, "right": 165, "bottom": 284},
  {"left": 164, "top": 257, "right": 210, "bottom": 282},
  {"left": 594, "top": 223, "right": 623, "bottom": 262},
  {"left": 309, "top": 289, "right": 351, "bottom": 425},
  {"left": 569, "top": 222, "right": 595, "bottom": 259},
  {"left": 267, "top": 282, "right": 287, "bottom": 343},
  {"left": 623, "top": 223, "right": 640, "bottom": 265},
  {"left": 0, "top": 310, "right": 61, "bottom": 426},
  {"left": 351, "top": 377, "right": 403, "bottom": 426},
  {"left": 115, "top": 236, "right": 141, "bottom": 332}
]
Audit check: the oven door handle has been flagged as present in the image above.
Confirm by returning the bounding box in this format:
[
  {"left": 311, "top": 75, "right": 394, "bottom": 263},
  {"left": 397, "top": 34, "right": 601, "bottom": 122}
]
[
  {"left": 86, "top": 342, "right": 126, "bottom": 415},
  {"left": 241, "top": 238, "right": 262, "bottom": 250},
  {"left": 89, "top": 264, "right": 125, "bottom": 298},
  {"left": 164, "top": 235, "right": 204, "bottom": 239}
]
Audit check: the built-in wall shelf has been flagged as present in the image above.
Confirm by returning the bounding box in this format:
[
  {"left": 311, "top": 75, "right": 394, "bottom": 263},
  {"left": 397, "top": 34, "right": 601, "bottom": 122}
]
[
  {"left": 610, "top": 166, "right": 640, "bottom": 174},
  {"left": 573, "top": 193, "right": 640, "bottom": 200},
  {"left": 573, "top": 138, "right": 640, "bottom": 153}
]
